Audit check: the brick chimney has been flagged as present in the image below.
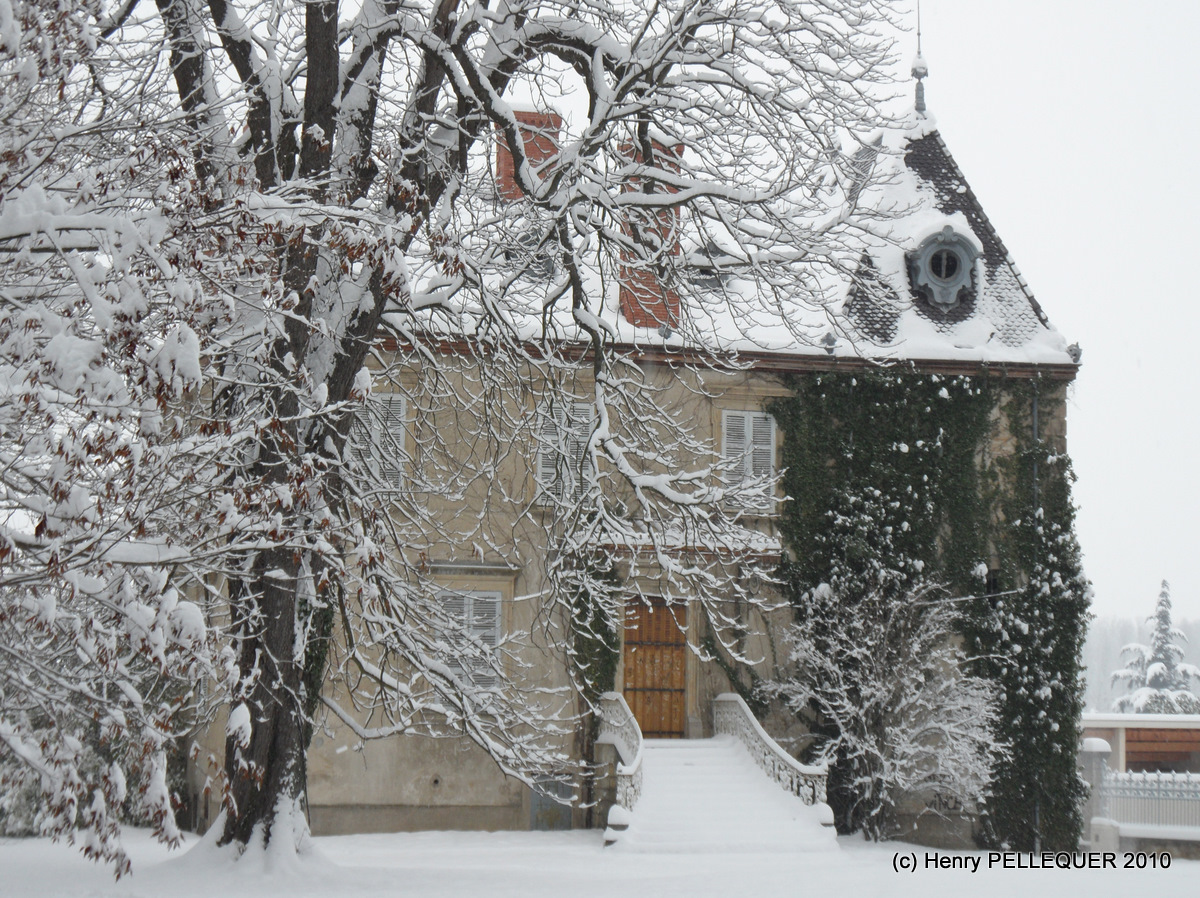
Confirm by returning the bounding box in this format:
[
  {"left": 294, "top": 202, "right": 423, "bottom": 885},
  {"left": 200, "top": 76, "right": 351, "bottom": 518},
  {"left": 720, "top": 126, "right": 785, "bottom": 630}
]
[
  {"left": 495, "top": 111, "right": 563, "bottom": 201},
  {"left": 617, "top": 141, "right": 684, "bottom": 329}
]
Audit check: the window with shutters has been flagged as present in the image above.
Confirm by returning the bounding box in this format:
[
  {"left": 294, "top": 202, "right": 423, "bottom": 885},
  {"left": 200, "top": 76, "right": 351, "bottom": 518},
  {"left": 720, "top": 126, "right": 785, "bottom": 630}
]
[
  {"left": 722, "top": 410, "right": 776, "bottom": 512},
  {"left": 534, "top": 401, "right": 592, "bottom": 503},
  {"left": 440, "top": 589, "right": 502, "bottom": 687},
  {"left": 349, "top": 395, "right": 407, "bottom": 490}
]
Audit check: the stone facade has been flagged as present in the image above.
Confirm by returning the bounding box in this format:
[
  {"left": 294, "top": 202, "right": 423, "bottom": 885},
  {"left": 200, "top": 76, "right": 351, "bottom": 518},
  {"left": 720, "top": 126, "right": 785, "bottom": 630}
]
[{"left": 182, "top": 354, "right": 1073, "bottom": 837}]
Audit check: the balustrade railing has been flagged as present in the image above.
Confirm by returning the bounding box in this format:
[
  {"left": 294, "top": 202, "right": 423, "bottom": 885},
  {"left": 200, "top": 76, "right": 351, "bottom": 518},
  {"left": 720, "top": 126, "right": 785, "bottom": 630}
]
[
  {"left": 712, "top": 693, "right": 828, "bottom": 807},
  {"left": 1100, "top": 768, "right": 1200, "bottom": 829},
  {"left": 597, "top": 691, "right": 643, "bottom": 811}
]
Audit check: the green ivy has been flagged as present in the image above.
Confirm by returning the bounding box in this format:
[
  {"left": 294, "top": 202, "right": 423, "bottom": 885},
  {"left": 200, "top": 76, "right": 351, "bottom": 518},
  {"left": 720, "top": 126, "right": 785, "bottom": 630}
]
[
  {"left": 768, "top": 369, "right": 1088, "bottom": 848},
  {"left": 572, "top": 583, "right": 620, "bottom": 709},
  {"left": 768, "top": 367, "right": 994, "bottom": 599},
  {"left": 702, "top": 632, "right": 768, "bottom": 717},
  {"left": 568, "top": 558, "right": 621, "bottom": 828},
  {"left": 964, "top": 380, "right": 1091, "bottom": 851}
]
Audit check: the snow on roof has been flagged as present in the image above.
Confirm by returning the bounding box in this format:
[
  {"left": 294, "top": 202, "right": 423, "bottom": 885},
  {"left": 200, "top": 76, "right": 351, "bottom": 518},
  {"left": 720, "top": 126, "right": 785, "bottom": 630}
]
[
  {"left": 612, "top": 115, "right": 1076, "bottom": 369},
  {"left": 397, "top": 112, "right": 1075, "bottom": 372}
]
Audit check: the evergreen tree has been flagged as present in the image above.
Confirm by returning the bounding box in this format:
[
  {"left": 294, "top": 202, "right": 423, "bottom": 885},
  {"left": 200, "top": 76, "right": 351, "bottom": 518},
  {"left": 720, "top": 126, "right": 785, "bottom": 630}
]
[{"left": 1111, "top": 581, "right": 1200, "bottom": 714}]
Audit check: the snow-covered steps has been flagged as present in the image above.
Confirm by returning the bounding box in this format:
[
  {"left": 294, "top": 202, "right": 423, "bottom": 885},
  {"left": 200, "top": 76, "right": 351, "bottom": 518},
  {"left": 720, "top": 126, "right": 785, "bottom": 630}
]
[{"left": 618, "top": 736, "right": 838, "bottom": 854}]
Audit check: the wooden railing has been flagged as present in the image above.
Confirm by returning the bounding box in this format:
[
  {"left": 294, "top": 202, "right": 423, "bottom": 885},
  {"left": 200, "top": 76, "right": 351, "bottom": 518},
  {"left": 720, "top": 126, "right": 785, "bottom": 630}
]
[{"left": 713, "top": 692, "right": 828, "bottom": 807}]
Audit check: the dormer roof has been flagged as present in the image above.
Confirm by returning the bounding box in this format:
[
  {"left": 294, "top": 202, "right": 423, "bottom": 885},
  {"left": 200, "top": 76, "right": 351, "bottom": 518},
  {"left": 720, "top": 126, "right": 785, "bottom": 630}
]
[{"left": 841, "top": 125, "right": 1062, "bottom": 363}]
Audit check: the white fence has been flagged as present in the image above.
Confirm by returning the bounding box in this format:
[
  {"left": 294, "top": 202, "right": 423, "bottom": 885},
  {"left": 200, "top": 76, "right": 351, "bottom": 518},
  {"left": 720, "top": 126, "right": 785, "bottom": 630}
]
[{"left": 1100, "top": 769, "right": 1200, "bottom": 829}]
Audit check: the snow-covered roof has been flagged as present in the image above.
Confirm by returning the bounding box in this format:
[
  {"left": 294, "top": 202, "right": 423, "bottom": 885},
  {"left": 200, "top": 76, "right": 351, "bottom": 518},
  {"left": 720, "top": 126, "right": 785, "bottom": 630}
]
[
  {"left": 606, "top": 115, "right": 1078, "bottom": 371},
  {"left": 398, "top": 106, "right": 1076, "bottom": 374},
  {"left": 1082, "top": 712, "right": 1200, "bottom": 729}
]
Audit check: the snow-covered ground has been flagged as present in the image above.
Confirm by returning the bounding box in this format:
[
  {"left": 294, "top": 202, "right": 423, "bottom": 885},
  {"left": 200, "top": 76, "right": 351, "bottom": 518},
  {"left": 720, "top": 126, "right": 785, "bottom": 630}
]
[
  {"left": 3, "top": 826, "right": 1197, "bottom": 898},
  {"left": 4, "top": 735, "right": 1197, "bottom": 896}
]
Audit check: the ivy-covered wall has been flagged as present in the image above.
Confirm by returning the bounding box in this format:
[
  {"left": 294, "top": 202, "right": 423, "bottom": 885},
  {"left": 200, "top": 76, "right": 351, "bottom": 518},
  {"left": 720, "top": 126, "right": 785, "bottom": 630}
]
[
  {"left": 966, "top": 381, "right": 1090, "bottom": 851},
  {"left": 767, "top": 367, "right": 1089, "bottom": 849},
  {"left": 769, "top": 369, "right": 995, "bottom": 598}
]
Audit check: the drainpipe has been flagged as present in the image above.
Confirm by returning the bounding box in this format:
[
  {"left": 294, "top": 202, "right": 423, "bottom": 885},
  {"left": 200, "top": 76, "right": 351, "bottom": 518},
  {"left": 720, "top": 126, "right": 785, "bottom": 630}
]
[
  {"left": 1031, "top": 381, "right": 1039, "bottom": 510},
  {"left": 1030, "top": 380, "right": 1040, "bottom": 853}
]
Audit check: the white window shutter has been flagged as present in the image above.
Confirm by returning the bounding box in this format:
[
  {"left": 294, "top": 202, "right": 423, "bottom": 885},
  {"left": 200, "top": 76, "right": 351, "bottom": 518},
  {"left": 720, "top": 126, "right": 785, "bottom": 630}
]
[
  {"left": 469, "top": 593, "right": 502, "bottom": 688},
  {"left": 723, "top": 411, "right": 748, "bottom": 486},
  {"left": 750, "top": 413, "right": 775, "bottom": 480},
  {"left": 348, "top": 412, "right": 371, "bottom": 470},
  {"left": 350, "top": 394, "right": 406, "bottom": 489},
  {"left": 723, "top": 410, "right": 775, "bottom": 510},
  {"left": 378, "top": 395, "right": 406, "bottom": 489},
  {"left": 442, "top": 590, "right": 467, "bottom": 621},
  {"left": 536, "top": 401, "right": 592, "bottom": 503},
  {"left": 536, "top": 404, "right": 566, "bottom": 501},
  {"left": 441, "top": 590, "right": 502, "bottom": 688},
  {"left": 566, "top": 401, "right": 592, "bottom": 499},
  {"left": 470, "top": 594, "right": 500, "bottom": 645}
]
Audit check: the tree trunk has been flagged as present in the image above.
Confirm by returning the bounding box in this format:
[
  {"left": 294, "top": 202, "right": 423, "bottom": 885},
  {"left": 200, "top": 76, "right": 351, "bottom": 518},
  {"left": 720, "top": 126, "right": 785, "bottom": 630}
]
[
  {"left": 218, "top": 374, "right": 318, "bottom": 848},
  {"left": 220, "top": 547, "right": 309, "bottom": 847}
]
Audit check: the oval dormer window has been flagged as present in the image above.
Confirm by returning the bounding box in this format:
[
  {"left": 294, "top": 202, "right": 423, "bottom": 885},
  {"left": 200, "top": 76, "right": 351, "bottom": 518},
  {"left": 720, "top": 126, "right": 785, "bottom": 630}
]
[
  {"left": 912, "top": 226, "right": 978, "bottom": 311},
  {"left": 929, "top": 248, "right": 960, "bottom": 281}
]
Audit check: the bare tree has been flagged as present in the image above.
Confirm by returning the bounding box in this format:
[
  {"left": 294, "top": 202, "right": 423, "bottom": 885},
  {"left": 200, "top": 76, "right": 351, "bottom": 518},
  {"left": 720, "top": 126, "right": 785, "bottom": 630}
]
[
  {"left": 1, "top": 0, "right": 901, "bottom": 863},
  {"left": 769, "top": 580, "right": 1003, "bottom": 840},
  {"left": 763, "top": 481, "right": 1003, "bottom": 840}
]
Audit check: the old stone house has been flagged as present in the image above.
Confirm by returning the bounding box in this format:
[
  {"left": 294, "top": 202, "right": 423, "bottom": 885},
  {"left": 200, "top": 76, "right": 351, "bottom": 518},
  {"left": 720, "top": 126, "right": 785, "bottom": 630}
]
[{"left": 188, "top": 76, "right": 1079, "bottom": 838}]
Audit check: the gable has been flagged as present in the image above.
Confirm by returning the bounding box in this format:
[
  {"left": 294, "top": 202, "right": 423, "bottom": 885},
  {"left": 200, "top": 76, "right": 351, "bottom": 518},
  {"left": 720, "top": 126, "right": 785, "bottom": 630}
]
[
  {"left": 842, "top": 128, "right": 1068, "bottom": 363},
  {"left": 904, "top": 132, "right": 1050, "bottom": 334}
]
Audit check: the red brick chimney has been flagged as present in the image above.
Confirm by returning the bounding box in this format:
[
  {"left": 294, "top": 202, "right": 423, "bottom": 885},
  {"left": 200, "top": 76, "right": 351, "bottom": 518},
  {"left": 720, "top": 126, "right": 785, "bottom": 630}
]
[
  {"left": 495, "top": 111, "right": 563, "bottom": 201},
  {"left": 617, "top": 141, "right": 684, "bottom": 329}
]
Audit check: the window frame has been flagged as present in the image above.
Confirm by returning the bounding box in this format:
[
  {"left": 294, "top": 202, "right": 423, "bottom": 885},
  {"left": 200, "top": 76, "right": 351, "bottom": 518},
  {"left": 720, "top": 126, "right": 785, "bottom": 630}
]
[
  {"left": 534, "top": 400, "right": 593, "bottom": 504},
  {"left": 721, "top": 409, "right": 777, "bottom": 513}
]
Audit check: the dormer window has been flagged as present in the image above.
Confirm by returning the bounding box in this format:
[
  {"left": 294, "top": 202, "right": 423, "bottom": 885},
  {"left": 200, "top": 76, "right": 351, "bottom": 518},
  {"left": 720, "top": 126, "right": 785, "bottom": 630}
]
[
  {"left": 929, "top": 248, "right": 959, "bottom": 281},
  {"left": 912, "top": 226, "right": 978, "bottom": 311},
  {"left": 689, "top": 239, "right": 733, "bottom": 291},
  {"left": 504, "top": 225, "right": 556, "bottom": 279}
]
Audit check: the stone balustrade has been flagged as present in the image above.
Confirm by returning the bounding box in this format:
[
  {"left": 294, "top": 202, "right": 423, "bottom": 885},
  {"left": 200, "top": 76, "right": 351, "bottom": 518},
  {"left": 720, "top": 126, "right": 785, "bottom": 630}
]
[
  {"left": 712, "top": 692, "right": 828, "bottom": 808},
  {"left": 596, "top": 692, "right": 643, "bottom": 845}
]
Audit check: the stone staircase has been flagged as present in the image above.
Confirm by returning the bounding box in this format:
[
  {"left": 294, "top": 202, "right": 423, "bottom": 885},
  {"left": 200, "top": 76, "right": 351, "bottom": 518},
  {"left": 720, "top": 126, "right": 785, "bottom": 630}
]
[{"left": 618, "top": 736, "right": 838, "bottom": 854}]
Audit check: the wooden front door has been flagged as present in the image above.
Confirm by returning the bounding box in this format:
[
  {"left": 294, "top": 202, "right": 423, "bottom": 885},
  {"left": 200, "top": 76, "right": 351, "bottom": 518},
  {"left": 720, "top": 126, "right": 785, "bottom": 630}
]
[{"left": 622, "top": 599, "right": 687, "bottom": 738}]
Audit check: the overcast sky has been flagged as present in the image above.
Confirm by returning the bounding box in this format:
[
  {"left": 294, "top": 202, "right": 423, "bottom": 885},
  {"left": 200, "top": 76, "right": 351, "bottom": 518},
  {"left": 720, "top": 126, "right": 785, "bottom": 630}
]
[{"left": 884, "top": 1, "right": 1200, "bottom": 622}]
